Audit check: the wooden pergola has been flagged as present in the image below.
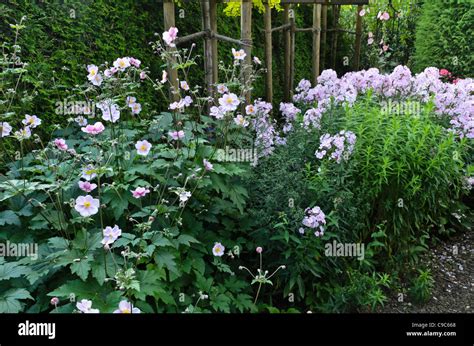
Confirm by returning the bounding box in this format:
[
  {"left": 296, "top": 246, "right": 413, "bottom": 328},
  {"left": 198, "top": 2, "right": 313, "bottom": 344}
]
[{"left": 163, "top": 0, "right": 369, "bottom": 104}]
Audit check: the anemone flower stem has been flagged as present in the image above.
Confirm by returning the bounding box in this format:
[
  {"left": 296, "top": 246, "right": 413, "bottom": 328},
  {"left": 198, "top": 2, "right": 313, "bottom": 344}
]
[
  {"left": 103, "top": 250, "right": 107, "bottom": 278},
  {"left": 238, "top": 265, "right": 255, "bottom": 279},
  {"left": 97, "top": 173, "right": 104, "bottom": 230},
  {"left": 193, "top": 296, "right": 202, "bottom": 311},
  {"left": 267, "top": 265, "right": 286, "bottom": 280},
  {"left": 19, "top": 141, "right": 24, "bottom": 186},
  {"left": 108, "top": 247, "right": 119, "bottom": 273},
  {"left": 254, "top": 282, "right": 263, "bottom": 305}
]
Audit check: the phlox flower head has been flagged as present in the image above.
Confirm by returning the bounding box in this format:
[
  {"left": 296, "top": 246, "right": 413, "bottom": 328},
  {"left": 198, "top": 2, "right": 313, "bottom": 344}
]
[
  {"left": 74, "top": 195, "right": 100, "bottom": 217},
  {"left": 131, "top": 187, "right": 150, "bottom": 199},
  {"left": 114, "top": 300, "right": 141, "bottom": 314},
  {"left": 101, "top": 225, "right": 122, "bottom": 245},
  {"left": 54, "top": 138, "right": 68, "bottom": 151},
  {"left": 78, "top": 180, "right": 97, "bottom": 193},
  {"left": 280, "top": 102, "right": 301, "bottom": 122},
  {"left": 212, "top": 242, "right": 225, "bottom": 257},
  {"left": 296, "top": 79, "right": 312, "bottom": 93},
  {"left": 22, "top": 114, "right": 41, "bottom": 128},
  {"left": 0, "top": 122, "right": 12, "bottom": 137},
  {"left": 135, "top": 140, "right": 152, "bottom": 156},
  {"left": 315, "top": 131, "right": 356, "bottom": 163},
  {"left": 302, "top": 206, "right": 326, "bottom": 237}
]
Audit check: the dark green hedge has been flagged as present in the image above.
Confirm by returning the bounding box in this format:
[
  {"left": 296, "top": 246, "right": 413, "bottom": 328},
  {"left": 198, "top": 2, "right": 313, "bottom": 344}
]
[
  {"left": 1, "top": 0, "right": 354, "bottom": 126},
  {"left": 412, "top": 0, "right": 473, "bottom": 77}
]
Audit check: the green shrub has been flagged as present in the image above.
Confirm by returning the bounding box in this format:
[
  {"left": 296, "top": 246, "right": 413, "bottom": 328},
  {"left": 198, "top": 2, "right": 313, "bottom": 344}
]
[
  {"left": 408, "top": 268, "right": 434, "bottom": 304},
  {"left": 244, "top": 94, "right": 469, "bottom": 311},
  {"left": 412, "top": 0, "right": 473, "bottom": 77}
]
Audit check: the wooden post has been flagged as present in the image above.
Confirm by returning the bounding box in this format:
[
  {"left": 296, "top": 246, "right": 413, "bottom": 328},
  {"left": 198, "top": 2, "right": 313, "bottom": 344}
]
[
  {"left": 264, "top": 1, "right": 273, "bottom": 104},
  {"left": 201, "top": 0, "right": 214, "bottom": 96},
  {"left": 321, "top": 2, "right": 327, "bottom": 71},
  {"left": 241, "top": 0, "right": 252, "bottom": 104},
  {"left": 312, "top": 4, "right": 322, "bottom": 84},
  {"left": 210, "top": 0, "right": 218, "bottom": 86},
  {"left": 353, "top": 4, "right": 363, "bottom": 71},
  {"left": 331, "top": 5, "right": 341, "bottom": 70},
  {"left": 283, "top": 4, "right": 291, "bottom": 102},
  {"left": 163, "top": 0, "right": 178, "bottom": 101},
  {"left": 289, "top": 5, "right": 296, "bottom": 98}
]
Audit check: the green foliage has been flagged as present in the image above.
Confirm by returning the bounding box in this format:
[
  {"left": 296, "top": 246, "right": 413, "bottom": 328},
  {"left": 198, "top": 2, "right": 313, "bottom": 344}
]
[
  {"left": 0, "top": 29, "right": 270, "bottom": 314},
  {"left": 413, "top": 0, "right": 473, "bottom": 77},
  {"left": 408, "top": 268, "right": 434, "bottom": 304},
  {"left": 244, "top": 91, "right": 470, "bottom": 312},
  {"left": 341, "top": 98, "right": 467, "bottom": 264}
]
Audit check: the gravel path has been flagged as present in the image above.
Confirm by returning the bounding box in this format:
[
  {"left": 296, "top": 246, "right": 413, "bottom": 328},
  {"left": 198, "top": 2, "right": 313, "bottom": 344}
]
[{"left": 382, "top": 231, "right": 473, "bottom": 313}]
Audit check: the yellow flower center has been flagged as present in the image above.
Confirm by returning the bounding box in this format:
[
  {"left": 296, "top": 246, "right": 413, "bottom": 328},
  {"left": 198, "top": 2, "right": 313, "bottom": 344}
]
[
  {"left": 84, "top": 201, "right": 91, "bottom": 208},
  {"left": 119, "top": 60, "right": 126, "bottom": 67},
  {"left": 140, "top": 145, "right": 147, "bottom": 151}
]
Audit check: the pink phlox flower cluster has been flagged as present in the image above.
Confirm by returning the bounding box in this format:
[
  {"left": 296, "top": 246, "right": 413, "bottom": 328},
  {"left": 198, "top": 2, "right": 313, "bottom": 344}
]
[
  {"left": 302, "top": 206, "right": 326, "bottom": 237},
  {"left": 315, "top": 130, "right": 357, "bottom": 163}
]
